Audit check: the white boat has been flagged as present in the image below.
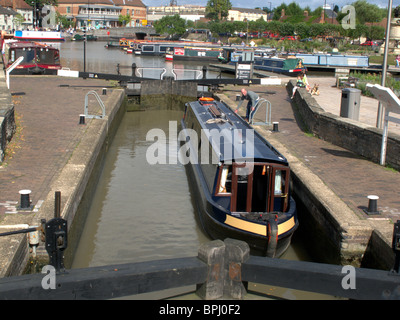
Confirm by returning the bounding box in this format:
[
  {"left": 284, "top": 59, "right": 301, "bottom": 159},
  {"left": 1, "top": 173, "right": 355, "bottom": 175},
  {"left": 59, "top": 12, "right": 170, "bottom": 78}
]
[{"left": 14, "top": 30, "right": 65, "bottom": 42}]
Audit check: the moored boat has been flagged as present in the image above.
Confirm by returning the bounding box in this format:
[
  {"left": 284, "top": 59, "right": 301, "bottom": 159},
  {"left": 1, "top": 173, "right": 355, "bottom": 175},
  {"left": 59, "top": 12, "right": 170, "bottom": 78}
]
[
  {"left": 14, "top": 30, "right": 65, "bottom": 42},
  {"left": 2, "top": 40, "right": 61, "bottom": 74},
  {"left": 295, "top": 53, "right": 369, "bottom": 68},
  {"left": 173, "top": 46, "right": 222, "bottom": 61},
  {"left": 253, "top": 56, "right": 306, "bottom": 76},
  {"left": 181, "top": 97, "right": 298, "bottom": 257}
]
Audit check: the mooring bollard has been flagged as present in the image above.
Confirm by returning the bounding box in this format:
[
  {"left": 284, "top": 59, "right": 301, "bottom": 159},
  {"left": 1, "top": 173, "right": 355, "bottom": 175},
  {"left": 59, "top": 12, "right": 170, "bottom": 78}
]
[
  {"left": 365, "top": 195, "right": 380, "bottom": 215},
  {"left": 196, "top": 238, "right": 250, "bottom": 300},
  {"left": 102, "top": 88, "right": 107, "bottom": 95},
  {"left": 224, "top": 238, "right": 250, "bottom": 299},
  {"left": 272, "top": 121, "right": 279, "bottom": 132},
  {"left": 19, "top": 189, "right": 31, "bottom": 209},
  {"left": 79, "top": 114, "right": 85, "bottom": 125},
  {"left": 196, "top": 240, "right": 225, "bottom": 300}
]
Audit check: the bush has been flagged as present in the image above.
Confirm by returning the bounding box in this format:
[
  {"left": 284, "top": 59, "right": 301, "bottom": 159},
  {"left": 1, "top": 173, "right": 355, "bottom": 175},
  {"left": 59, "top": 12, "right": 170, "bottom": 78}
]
[{"left": 350, "top": 71, "right": 400, "bottom": 97}]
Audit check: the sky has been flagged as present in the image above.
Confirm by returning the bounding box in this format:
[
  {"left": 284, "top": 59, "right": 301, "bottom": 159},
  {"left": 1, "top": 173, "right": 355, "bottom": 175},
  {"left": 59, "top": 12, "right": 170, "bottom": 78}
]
[{"left": 142, "top": 0, "right": 395, "bottom": 10}]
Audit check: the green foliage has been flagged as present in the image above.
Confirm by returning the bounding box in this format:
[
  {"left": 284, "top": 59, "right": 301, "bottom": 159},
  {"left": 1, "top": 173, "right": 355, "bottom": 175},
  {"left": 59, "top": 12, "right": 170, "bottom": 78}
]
[
  {"left": 118, "top": 14, "right": 131, "bottom": 26},
  {"left": 205, "top": 0, "right": 232, "bottom": 21},
  {"left": 351, "top": 0, "right": 387, "bottom": 25},
  {"left": 350, "top": 71, "right": 400, "bottom": 97},
  {"left": 154, "top": 14, "right": 187, "bottom": 36}
]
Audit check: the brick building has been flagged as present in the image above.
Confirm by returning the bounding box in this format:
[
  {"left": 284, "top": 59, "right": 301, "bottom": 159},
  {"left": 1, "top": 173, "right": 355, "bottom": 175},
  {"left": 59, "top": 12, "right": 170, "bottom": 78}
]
[{"left": 57, "top": 0, "right": 146, "bottom": 29}]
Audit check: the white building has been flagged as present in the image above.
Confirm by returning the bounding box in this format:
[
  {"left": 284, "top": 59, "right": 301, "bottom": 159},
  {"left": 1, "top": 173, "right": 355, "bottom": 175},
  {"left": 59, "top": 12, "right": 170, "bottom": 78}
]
[
  {"left": 0, "top": 6, "right": 18, "bottom": 32},
  {"left": 0, "top": 0, "right": 34, "bottom": 31},
  {"left": 228, "top": 7, "right": 268, "bottom": 22},
  {"left": 146, "top": 5, "right": 268, "bottom": 24}
]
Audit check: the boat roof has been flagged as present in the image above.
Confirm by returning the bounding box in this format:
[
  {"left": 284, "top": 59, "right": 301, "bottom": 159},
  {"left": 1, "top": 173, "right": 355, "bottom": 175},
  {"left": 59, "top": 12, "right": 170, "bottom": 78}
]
[
  {"left": 4, "top": 40, "right": 57, "bottom": 49},
  {"left": 186, "top": 98, "right": 288, "bottom": 164}
]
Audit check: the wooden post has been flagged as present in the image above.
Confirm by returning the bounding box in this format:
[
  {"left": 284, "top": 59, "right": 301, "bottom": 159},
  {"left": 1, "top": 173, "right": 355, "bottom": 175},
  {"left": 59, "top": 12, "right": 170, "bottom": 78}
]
[
  {"left": 196, "top": 240, "right": 225, "bottom": 300},
  {"left": 224, "top": 238, "right": 250, "bottom": 299}
]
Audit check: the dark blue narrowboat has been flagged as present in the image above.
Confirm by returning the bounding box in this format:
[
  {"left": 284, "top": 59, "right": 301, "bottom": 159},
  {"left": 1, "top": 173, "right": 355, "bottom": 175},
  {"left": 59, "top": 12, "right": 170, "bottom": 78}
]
[{"left": 181, "top": 97, "right": 298, "bottom": 257}]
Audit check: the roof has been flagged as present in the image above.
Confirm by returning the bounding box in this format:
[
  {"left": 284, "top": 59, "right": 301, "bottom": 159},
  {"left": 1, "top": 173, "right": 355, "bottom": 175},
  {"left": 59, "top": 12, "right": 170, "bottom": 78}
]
[
  {"left": 187, "top": 99, "right": 287, "bottom": 164},
  {"left": 0, "top": 5, "right": 18, "bottom": 15},
  {"left": 231, "top": 7, "right": 266, "bottom": 15},
  {"left": 57, "top": 0, "right": 146, "bottom": 8}
]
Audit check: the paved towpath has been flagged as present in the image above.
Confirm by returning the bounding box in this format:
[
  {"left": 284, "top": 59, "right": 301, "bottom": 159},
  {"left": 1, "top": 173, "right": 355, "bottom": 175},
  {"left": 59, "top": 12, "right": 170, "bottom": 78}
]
[
  {"left": 0, "top": 76, "right": 111, "bottom": 220},
  {"left": 224, "top": 81, "right": 400, "bottom": 237}
]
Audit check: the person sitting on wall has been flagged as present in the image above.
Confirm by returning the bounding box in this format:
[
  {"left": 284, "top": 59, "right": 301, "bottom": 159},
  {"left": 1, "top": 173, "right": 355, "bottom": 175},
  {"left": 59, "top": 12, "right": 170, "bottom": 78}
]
[
  {"left": 235, "top": 88, "right": 259, "bottom": 122},
  {"left": 291, "top": 74, "right": 305, "bottom": 99}
]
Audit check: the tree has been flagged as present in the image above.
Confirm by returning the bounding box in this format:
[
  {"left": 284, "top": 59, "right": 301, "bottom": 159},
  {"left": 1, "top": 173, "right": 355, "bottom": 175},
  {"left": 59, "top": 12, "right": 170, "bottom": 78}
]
[
  {"left": 154, "top": 14, "right": 186, "bottom": 36},
  {"left": 352, "top": 0, "right": 386, "bottom": 24},
  {"left": 118, "top": 14, "right": 131, "bottom": 26},
  {"left": 205, "top": 0, "right": 232, "bottom": 21}
]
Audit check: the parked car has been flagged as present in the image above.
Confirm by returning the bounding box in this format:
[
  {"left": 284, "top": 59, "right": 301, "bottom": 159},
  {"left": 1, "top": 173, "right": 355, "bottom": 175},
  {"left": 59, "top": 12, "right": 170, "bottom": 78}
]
[
  {"left": 300, "top": 37, "right": 313, "bottom": 42},
  {"left": 280, "top": 36, "right": 296, "bottom": 41},
  {"left": 361, "top": 40, "right": 375, "bottom": 46},
  {"left": 249, "top": 32, "right": 259, "bottom": 38},
  {"left": 262, "top": 31, "right": 279, "bottom": 38}
]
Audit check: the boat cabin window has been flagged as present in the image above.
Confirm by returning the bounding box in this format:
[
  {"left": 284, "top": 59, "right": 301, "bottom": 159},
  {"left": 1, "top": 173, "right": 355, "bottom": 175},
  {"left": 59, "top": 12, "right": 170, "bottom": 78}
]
[
  {"left": 15, "top": 48, "right": 35, "bottom": 64},
  {"left": 216, "top": 163, "right": 289, "bottom": 213},
  {"left": 36, "top": 48, "right": 56, "bottom": 64},
  {"left": 142, "top": 45, "right": 154, "bottom": 52}
]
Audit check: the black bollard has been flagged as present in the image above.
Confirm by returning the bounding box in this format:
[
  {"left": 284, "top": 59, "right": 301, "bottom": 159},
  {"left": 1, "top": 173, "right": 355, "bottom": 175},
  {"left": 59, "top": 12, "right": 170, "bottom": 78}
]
[{"left": 19, "top": 189, "right": 31, "bottom": 209}]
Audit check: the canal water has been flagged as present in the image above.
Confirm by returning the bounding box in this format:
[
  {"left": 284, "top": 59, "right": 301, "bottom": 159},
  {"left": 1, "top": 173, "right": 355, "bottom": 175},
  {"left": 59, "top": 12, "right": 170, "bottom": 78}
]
[{"left": 61, "top": 41, "right": 336, "bottom": 299}]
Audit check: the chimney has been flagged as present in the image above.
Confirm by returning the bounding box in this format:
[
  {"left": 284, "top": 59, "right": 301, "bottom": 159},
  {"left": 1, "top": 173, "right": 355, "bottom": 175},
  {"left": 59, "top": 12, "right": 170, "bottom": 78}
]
[
  {"left": 303, "top": 10, "right": 308, "bottom": 17},
  {"left": 320, "top": 9, "right": 325, "bottom": 23},
  {"left": 281, "top": 9, "right": 285, "bottom": 17}
]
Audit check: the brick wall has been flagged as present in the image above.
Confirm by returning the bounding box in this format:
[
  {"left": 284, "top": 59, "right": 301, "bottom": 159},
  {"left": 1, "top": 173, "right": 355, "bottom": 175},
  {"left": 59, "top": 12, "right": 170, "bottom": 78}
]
[
  {"left": 0, "top": 67, "right": 16, "bottom": 163},
  {"left": 287, "top": 80, "right": 400, "bottom": 171}
]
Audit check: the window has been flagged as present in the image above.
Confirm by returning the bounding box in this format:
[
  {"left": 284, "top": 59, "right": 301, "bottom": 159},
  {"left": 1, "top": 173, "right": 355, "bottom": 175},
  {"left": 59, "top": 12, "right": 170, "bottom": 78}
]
[{"left": 216, "top": 165, "right": 232, "bottom": 195}]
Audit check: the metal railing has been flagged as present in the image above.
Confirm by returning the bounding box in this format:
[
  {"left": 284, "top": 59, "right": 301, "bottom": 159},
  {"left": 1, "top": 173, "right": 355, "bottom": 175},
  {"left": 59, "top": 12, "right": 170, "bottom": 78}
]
[
  {"left": 250, "top": 98, "right": 271, "bottom": 126},
  {"left": 84, "top": 90, "right": 106, "bottom": 119}
]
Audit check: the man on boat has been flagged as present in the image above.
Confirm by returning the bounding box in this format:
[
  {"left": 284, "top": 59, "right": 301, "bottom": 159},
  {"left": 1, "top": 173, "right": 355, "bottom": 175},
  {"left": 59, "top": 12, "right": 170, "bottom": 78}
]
[{"left": 235, "top": 88, "right": 259, "bottom": 122}]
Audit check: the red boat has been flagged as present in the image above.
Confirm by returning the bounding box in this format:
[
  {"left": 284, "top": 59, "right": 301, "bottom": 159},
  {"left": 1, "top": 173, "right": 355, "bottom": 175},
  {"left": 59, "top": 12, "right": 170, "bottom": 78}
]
[{"left": 2, "top": 40, "right": 61, "bottom": 74}]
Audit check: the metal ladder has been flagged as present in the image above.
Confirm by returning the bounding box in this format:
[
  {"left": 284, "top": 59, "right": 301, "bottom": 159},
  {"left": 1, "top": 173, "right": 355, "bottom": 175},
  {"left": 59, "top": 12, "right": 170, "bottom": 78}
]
[{"left": 84, "top": 90, "right": 106, "bottom": 119}]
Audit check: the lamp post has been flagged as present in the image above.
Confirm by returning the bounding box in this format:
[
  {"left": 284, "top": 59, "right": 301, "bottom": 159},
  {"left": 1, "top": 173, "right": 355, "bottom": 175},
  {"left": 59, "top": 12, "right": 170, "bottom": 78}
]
[{"left": 376, "top": 0, "right": 393, "bottom": 129}]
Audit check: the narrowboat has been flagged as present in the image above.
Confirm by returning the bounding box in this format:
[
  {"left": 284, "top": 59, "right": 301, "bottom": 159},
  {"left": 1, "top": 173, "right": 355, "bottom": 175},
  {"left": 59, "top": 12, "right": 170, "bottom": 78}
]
[
  {"left": 137, "top": 42, "right": 182, "bottom": 56},
  {"left": 253, "top": 56, "right": 306, "bottom": 76},
  {"left": 14, "top": 30, "right": 64, "bottom": 42},
  {"left": 295, "top": 53, "right": 369, "bottom": 68},
  {"left": 173, "top": 46, "right": 222, "bottom": 61},
  {"left": 181, "top": 97, "right": 298, "bottom": 257},
  {"left": 2, "top": 40, "right": 61, "bottom": 74}
]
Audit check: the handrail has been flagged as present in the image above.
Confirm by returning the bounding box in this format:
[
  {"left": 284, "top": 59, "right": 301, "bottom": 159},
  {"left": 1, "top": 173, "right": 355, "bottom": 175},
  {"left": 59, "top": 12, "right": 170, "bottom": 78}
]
[
  {"left": 250, "top": 98, "right": 271, "bottom": 126},
  {"left": 136, "top": 67, "right": 167, "bottom": 80},
  {"left": 171, "top": 68, "right": 203, "bottom": 80},
  {"left": 84, "top": 90, "right": 106, "bottom": 119}
]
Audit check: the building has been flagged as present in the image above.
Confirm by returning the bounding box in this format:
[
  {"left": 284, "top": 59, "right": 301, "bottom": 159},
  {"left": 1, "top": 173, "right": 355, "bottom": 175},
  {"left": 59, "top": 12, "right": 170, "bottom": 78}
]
[
  {"left": 147, "top": 5, "right": 205, "bottom": 23},
  {"left": 0, "top": 6, "right": 17, "bottom": 32},
  {"left": 147, "top": 5, "right": 268, "bottom": 24},
  {"left": 0, "top": 0, "right": 34, "bottom": 30},
  {"left": 57, "top": 0, "right": 146, "bottom": 29},
  {"left": 228, "top": 7, "right": 268, "bottom": 22}
]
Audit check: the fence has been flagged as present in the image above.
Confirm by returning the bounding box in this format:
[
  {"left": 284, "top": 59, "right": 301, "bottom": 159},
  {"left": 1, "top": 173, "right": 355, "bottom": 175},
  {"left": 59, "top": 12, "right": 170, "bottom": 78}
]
[{"left": 0, "top": 235, "right": 399, "bottom": 300}]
